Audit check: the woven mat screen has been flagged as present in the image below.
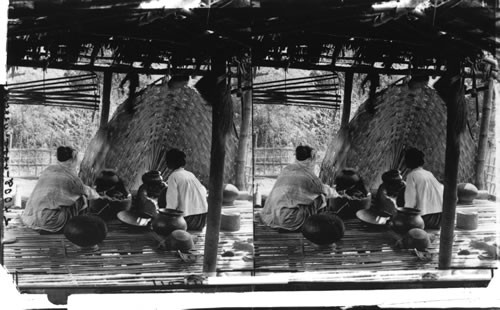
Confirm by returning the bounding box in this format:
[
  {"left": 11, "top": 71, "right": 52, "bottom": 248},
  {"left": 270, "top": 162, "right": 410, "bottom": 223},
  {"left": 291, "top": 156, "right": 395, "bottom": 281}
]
[
  {"left": 320, "top": 83, "right": 477, "bottom": 191},
  {"left": 252, "top": 73, "right": 341, "bottom": 109},
  {"left": 7, "top": 73, "right": 99, "bottom": 110},
  {"left": 79, "top": 79, "right": 238, "bottom": 190}
]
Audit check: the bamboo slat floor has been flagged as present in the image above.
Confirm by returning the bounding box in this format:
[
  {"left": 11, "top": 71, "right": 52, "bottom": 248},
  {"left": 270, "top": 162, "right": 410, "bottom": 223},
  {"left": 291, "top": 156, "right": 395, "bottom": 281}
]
[
  {"left": 254, "top": 199, "right": 499, "bottom": 284},
  {"left": 2, "top": 199, "right": 254, "bottom": 291}
]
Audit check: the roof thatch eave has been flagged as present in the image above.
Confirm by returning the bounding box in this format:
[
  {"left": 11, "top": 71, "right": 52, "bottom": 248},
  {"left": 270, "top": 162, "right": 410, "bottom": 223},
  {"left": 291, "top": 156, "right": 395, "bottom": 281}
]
[{"left": 6, "top": 1, "right": 498, "bottom": 75}]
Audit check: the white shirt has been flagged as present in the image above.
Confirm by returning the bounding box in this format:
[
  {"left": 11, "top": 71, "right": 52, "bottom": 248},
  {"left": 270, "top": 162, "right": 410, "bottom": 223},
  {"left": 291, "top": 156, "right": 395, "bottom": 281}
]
[
  {"left": 404, "top": 167, "right": 444, "bottom": 215},
  {"left": 165, "top": 168, "right": 208, "bottom": 217}
]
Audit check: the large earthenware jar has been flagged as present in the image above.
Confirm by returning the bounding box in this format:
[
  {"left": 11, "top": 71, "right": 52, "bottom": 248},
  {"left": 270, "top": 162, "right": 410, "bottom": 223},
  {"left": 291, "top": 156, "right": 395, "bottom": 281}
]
[
  {"left": 95, "top": 169, "right": 120, "bottom": 192},
  {"left": 302, "top": 213, "right": 345, "bottom": 245},
  {"left": 391, "top": 207, "right": 425, "bottom": 234},
  {"left": 64, "top": 215, "right": 108, "bottom": 250},
  {"left": 151, "top": 208, "right": 187, "bottom": 236},
  {"left": 334, "top": 168, "right": 361, "bottom": 191},
  {"left": 141, "top": 170, "right": 166, "bottom": 198}
]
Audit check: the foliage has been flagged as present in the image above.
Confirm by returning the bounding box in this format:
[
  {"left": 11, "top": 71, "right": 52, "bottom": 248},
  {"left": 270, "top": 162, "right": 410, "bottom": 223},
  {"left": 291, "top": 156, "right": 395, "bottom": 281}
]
[
  {"left": 252, "top": 67, "right": 399, "bottom": 151},
  {"left": 6, "top": 67, "right": 159, "bottom": 152}
]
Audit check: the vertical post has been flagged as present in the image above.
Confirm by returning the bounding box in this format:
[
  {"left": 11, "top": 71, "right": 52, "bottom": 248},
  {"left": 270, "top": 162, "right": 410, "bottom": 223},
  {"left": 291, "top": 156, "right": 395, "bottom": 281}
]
[
  {"left": 0, "top": 0, "right": 9, "bottom": 264},
  {"left": 438, "top": 59, "right": 463, "bottom": 269},
  {"left": 203, "top": 56, "right": 229, "bottom": 276},
  {"left": 100, "top": 71, "right": 112, "bottom": 128},
  {"left": 341, "top": 71, "right": 354, "bottom": 128},
  {"left": 474, "top": 61, "right": 496, "bottom": 189},
  {"left": 234, "top": 60, "right": 252, "bottom": 190}
]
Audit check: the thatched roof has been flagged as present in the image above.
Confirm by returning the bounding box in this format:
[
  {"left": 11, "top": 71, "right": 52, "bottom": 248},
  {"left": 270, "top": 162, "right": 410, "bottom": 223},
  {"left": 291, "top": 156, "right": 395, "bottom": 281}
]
[
  {"left": 7, "top": 0, "right": 498, "bottom": 75},
  {"left": 320, "top": 81, "right": 478, "bottom": 191},
  {"left": 79, "top": 78, "right": 238, "bottom": 190}
]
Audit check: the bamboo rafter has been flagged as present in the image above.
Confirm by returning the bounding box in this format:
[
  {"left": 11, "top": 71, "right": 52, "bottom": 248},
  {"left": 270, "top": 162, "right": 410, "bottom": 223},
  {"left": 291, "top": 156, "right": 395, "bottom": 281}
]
[
  {"left": 6, "top": 73, "right": 100, "bottom": 110},
  {"left": 252, "top": 73, "right": 341, "bottom": 109}
]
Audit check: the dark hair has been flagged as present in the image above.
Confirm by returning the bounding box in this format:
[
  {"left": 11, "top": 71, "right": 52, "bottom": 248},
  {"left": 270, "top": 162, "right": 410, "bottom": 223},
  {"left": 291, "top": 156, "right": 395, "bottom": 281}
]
[
  {"left": 57, "top": 146, "right": 75, "bottom": 162},
  {"left": 405, "top": 147, "right": 425, "bottom": 169},
  {"left": 296, "top": 145, "right": 313, "bottom": 161},
  {"left": 165, "top": 148, "right": 186, "bottom": 170}
]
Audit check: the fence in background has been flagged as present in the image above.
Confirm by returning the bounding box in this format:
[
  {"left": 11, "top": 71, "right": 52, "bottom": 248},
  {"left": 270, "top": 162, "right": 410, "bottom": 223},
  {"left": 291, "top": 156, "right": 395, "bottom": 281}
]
[
  {"left": 253, "top": 147, "right": 323, "bottom": 179},
  {"left": 8, "top": 148, "right": 55, "bottom": 179},
  {"left": 484, "top": 145, "right": 496, "bottom": 196},
  {"left": 7, "top": 146, "right": 498, "bottom": 197}
]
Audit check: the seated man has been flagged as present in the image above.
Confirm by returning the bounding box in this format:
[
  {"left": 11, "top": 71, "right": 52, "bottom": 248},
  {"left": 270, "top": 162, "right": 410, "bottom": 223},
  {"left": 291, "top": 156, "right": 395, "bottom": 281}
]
[
  {"left": 403, "top": 147, "right": 443, "bottom": 229},
  {"left": 21, "top": 146, "right": 100, "bottom": 233},
  {"left": 260, "top": 145, "right": 338, "bottom": 231},
  {"left": 162, "top": 148, "right": 208, "bottom": 231}
]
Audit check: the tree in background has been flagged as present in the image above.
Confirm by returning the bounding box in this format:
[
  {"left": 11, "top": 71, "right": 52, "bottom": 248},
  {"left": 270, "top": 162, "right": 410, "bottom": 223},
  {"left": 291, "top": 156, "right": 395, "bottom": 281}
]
[{"left": 6, "top": 67, "right": 158, "bottom": 151}]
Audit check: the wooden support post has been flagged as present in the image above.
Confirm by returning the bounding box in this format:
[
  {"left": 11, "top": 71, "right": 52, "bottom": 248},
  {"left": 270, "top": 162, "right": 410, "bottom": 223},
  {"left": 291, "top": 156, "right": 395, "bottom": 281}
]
[
  {"left": 341, "top": 71, "right": 353, "bottom": 128},
  {"left": 474, "top": 65, "right": 496, "bottom": 190},
  {"left": 203, "top": 57, "right": 230, "bottom": 276},
  {"left": 438, "top": 59, "right": 463, "bottom": 269},
  {"left": 234, "top": 63, "right": 252, "bottom": 190},
  {"left": 100, "top": 71, "right": 112, "bottom": 128}
]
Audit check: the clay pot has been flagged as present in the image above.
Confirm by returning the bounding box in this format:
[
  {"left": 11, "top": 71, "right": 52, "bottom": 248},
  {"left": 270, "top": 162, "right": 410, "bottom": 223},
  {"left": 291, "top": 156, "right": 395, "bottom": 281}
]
[
  {"left": 64, "top": 215, "right": 108, "bottom": 248},
  {"left": 302, "top": 213, "right": 345, "bottom": 245},
  {"left": 165, "top": 230, "right": 194, "bottom": 252},
  {"left": 402, "top": 228, "right": 430, "bottom": 251},
  {"left": 457, "top": 183, "right": 478, "bottom": 204},
  {"left": 151, "top": 208, "right": 187, "bottom": 236},
  {"left": 95, "top": 169, "right": 120, "bottom": 192},
  {"left": 391, "top": 207, "right": 425, "bottom": 234},
  {"left": 142, "top": 170, "right": 163, "bottom": 186},
  {"left": 334, "top": 168, "right": 361, "bottom": 191},
  {"left": 223, "top": 184, "right": 239, "bottom": 206},
  {"left": 381, "top": 169, "right": 403, "bottom": 184}
]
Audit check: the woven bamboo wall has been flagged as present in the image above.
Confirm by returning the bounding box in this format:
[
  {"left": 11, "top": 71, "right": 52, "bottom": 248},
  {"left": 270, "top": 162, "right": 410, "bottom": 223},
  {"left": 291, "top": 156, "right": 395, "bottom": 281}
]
[
  {"left": 320, "top": 83, "right": 477, "bottom": 191},
  {"left": 80, "top": 79, "right": 238, "bottom": 190}
]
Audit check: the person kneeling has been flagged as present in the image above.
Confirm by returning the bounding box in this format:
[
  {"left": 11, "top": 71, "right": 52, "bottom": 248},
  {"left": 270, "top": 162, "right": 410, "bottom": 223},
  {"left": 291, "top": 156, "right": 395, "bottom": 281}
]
[
  {"left": 21, "top": 146, "right": 100, "bottom": 234},
  {"left": 161, "top": 148, "right": 208, "bottom": 231},
  {"left": 260, "top": 145, "right": 338, "bottom": 232}
]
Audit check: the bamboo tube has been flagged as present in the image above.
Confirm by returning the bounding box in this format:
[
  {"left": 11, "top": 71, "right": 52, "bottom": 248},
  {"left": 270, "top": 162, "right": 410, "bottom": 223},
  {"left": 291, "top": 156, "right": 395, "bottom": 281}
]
[
  {"left": 234, "top": 65, "right": 252, "bottom": 191},
  {"left": 100, "top": 71, "right": 112, "bottom": 128},
  {"left": 474, "top": 64, "right": 496, "bottom": 189},
  {"left": 341, "top": 71, "right": 354, "bottom": 128}
]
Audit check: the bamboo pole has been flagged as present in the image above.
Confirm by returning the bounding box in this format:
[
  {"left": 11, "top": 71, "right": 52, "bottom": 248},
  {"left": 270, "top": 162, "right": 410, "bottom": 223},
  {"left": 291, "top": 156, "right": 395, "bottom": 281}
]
[
  {"left": 474, "top": 63, "right": 496, "bottom": 189},
  {"left": 341, "top": 71, "right": 354, "bottom": 128},
  {"left": 203, "top": 56, "right": 229, "bottom": 276},
  {"left": 234, "top": 66, "right": 252, "bottom": 190},
  {"left": 438, "top": 59, "right": 463, "bottom": 269},
  {"left": 100, "top": 71, "right": 112, "bottom": 128}
]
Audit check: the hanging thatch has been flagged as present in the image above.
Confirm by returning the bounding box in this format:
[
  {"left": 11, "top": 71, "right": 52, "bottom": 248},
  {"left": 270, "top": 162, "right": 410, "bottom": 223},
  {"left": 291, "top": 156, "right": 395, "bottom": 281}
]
[
  {"left": 320, "top": 81, "right": 477, "bottom": 192},
  {"left": 79, "top": 78, "right": 238, "bottom": 190}
]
